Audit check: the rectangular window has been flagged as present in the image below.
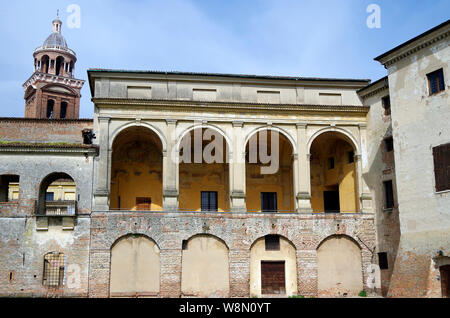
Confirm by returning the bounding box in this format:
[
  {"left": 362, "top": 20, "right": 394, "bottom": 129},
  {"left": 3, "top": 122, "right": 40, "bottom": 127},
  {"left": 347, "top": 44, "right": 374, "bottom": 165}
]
[
  {"left": 261, "top": 192, "right": 277, "bottom": 212},
  {"left": 382, "top": 95, "right": 391, "bottom": 115},
  {"left": 427, "top": 68, "right": 445, "bottom": 95},
  {"left": 378, "top": 252, "right": 389, "bottom": 270},
  {"left": 385, "top": 137, "right": 394, "bottom": 152},
  {"left": 43, "top": 252, "right": 65, "bottom": 287},
  {"left": 433, "top": 143, "right": 450, "bottom": 192},
  {"left": 136, "top": 197, "right": 151, "bottom": 211},
  {"left": 383, "top": 180, "right": 394, "bottom": 209},
  {"left": 348, "top": 151, "right": 355, "bottom": 164},
  {"left": 265, "top": 235, "right": 280, "bottom": 251},
  {"left": 328, "top": 157, "right": 335, "bottom": 170},
  {"left": 45, "top": 192, "right": 54, "bottom": 201},
  {"left": 201, "top": 191, "right": 218, "bottom": 212},
  {"left": 261, "top": 261, "right": 286, "bottom": 295}
]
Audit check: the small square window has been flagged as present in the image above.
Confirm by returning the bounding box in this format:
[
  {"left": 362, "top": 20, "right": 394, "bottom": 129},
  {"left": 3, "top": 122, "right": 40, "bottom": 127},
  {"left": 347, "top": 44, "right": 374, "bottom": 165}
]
[
  {"left": 265, "top": 235, "right": 280, "bottom": 251},
  {"left": 427, "top": 69, "right": 445, "bottom": 95},
  {"left": 201, "top": 191, "right": 218, "bottom": 212},
  {"left": 328, "top": 157, "right": 335, "bottom": 170},
  {"left": 136, "top": 197, "right": 151, "bottom": 211},
  {"left": 378, "top": 252, "right": 389, "bottom": 270},
  {"left": 385, "top": 137, "right": 394, "bottom": 152},
  {"left": 45, "top": 192, "right": 54, "bottom": 201}
]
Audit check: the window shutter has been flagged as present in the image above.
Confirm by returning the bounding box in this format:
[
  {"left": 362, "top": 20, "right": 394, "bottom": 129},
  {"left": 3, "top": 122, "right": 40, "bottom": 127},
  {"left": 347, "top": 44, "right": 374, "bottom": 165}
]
[
  {"left": 210, "top": 192, "right": 218, "bottom": 211},
  {"left": 438, "top": 70, "right": 445, "bottom": 91},
  {"left": 433, "top": 144, "right": 450, "bottom": 192}
]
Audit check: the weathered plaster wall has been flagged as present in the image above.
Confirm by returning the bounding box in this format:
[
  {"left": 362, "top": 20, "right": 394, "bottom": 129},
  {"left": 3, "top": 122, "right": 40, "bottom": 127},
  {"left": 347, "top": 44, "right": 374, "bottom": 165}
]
[{"left": 386, "top": 38, "right": 450, "bottom": 297}]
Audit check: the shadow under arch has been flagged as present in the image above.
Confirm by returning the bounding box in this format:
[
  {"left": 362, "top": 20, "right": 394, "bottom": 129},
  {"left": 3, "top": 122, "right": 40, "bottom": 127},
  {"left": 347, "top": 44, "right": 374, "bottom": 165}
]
[
  {"left": 175, "top": 123, "right": 232, "bottom": 153},
  {"left": 243, "top": 125, "right": 297, "bottom": 155},
  {"left": 307, "top": 126, "right": 360, "bottom": 155},
  {"left": 109, "top": 122, "right": 167, "bottom": 152}
]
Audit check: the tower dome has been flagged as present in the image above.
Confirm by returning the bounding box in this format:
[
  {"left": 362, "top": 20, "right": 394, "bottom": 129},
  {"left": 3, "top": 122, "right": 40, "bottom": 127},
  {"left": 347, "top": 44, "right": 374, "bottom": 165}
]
[{"left": 42, "top": 15, "right": 68, "bottom": 49}]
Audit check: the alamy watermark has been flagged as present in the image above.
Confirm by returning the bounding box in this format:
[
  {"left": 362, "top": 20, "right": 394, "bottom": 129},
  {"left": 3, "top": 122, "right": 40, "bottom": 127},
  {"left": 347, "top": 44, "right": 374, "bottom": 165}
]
[{"left": 367, "top": 4, "right": 381, "bottom": 29}]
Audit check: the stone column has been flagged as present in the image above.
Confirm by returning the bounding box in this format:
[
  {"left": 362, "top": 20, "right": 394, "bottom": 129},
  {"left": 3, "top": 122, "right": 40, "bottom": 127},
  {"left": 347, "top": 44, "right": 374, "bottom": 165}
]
[
  {"left": 230, "top": 121, "right": 246, "bottom": 212},
  {"left": 295, "top": 123, "right": 313, "bottom": 213},
  {"left": 357, "top": 124, "right": 373, "bottom": 214},
  {"left": 163, "top": 119, "right": 179, "bottom": 211},
  {"left": 93, "top": 116, "right": 110, "bottom": 211}
]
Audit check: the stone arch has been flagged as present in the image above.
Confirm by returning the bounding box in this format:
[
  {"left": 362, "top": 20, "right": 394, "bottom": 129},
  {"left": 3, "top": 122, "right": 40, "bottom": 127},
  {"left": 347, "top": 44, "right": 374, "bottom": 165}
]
[
  {"left": 177, "top": 124, "right": 231, "bottom": 212},
  {"left": 309, "top": 128, "right": 360, "bottom": 213},
  {"left": 175, "top": 123, "right": 232, "bottom": 153},
  {"left": 110, "top": 125, "right": 164, "bottom": 211},
  {"left": 109, "top": 122, "right": 167, "bottom": 152},
  {"left": 249, "top": 234, "right": 298, "bottom": 297},
  {"left": 38, "top": 172, "right": 76, "bottom": 215},
  {"left": 181, "top": 234, "right": 230, "bottom": 297},
  {"left": 109, "top": 234, "right": 160, "bottom": 297},
  {"left": 244, "top": 126, "right": 296, "bottom": 212},
  {"left": 243, "top": 125, "right": 297, "bottom": 155},
  {"left": 317, "top": 234, "right": 363, "bottom": 297},
  {"left": 307, "top": 126, "right": 360, "bottom": 155}
]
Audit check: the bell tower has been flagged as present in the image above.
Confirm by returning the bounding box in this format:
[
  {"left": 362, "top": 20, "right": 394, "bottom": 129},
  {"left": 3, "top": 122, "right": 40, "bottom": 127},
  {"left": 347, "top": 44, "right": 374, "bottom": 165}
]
[{"left": 23, "top": 13, "right": 85, "bottom": 119}]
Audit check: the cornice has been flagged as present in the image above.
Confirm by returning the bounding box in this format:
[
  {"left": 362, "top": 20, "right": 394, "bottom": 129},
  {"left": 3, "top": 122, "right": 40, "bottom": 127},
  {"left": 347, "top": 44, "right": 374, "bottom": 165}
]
[
  {"left": 23, "top": 72, "right": 85, "bottom": 91},
  {"left": 375, "top": 22, "right": 450, "bottom": 68},
  {"left": 92, "top": 98, "right": 370, "bottom": 114}
]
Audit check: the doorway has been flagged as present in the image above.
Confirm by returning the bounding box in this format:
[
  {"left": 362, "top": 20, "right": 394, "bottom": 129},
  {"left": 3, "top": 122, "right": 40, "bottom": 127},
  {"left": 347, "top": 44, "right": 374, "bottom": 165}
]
[
  {"left": 324, "top": 190, "right": 340, "bottom": 213},
  {"left": 261, "top": 261, "right": 286, "bottom": 295}
]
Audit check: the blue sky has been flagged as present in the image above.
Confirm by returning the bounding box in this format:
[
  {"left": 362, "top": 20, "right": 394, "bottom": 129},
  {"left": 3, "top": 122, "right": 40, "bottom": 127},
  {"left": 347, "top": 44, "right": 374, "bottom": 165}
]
[{"left": 0, "top": 0, "right": 448, "bottom": 118}]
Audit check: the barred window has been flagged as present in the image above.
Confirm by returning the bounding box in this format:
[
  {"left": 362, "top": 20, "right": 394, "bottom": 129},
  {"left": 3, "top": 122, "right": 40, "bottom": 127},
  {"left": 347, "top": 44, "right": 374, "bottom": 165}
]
[{"left": 43, "top": 252, "right": 65, "bottom": 287}]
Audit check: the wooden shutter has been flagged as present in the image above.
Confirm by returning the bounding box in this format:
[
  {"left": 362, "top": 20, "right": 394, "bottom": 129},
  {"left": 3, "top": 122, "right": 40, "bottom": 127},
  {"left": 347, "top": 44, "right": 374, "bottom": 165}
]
[
  {"left": 438, "top": 69, "right": 445, "bottom": 92},
  {"left": 433, "top": 144, "right": 450, "bottom": 192},
  {"left": 201, "top": 191, "right": 218, "bottom": 211}
]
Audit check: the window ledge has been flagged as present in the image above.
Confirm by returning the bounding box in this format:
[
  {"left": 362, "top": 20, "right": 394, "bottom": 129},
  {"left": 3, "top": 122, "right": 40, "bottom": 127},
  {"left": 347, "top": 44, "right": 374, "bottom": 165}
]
[
  {"left": 382, "top": 208, "right": 394, "bottom": 212},
  {"left": 435, "top": 189, "right": 450, "bottom": 195}
]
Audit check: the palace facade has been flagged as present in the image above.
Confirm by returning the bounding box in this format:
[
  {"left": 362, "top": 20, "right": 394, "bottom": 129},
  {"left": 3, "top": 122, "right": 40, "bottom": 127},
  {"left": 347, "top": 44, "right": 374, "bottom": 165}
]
[{"left": 0, "top": 17, "right": 448, "bottom": 298}]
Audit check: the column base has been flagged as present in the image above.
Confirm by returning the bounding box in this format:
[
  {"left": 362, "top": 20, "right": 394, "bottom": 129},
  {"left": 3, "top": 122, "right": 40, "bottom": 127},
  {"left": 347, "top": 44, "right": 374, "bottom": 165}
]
[
  {"left": 360, "top": 193, "right": 373, "bottom": 214},
  {"left": 163, "top": 189, "right": 179, "bottom": 211},
  {"left": 296, "top": 192, "right": 312, "bottom": 214},
  {"left": 93, "top": 189, "right": 109, "bottom": 211},
  {"left": 230, "top": 191, "right": 246, "bottom": 213}
]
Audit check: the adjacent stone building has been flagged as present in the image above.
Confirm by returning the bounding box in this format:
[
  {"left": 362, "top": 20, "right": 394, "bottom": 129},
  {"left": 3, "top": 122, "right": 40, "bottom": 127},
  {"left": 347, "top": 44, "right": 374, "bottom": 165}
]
[{"left": 0, "top": 17, "right": 448, "bottom": 298}]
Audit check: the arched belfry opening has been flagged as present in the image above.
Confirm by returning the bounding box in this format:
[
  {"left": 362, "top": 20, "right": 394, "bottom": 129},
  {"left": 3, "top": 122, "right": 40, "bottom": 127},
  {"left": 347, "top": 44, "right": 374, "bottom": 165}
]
[
  {"left": 178, "top": 128, "right": 230, "bottom": 212},
  {"left": 110, "top": 126, "right": 163, "bottom": 211},
  {"left": 310, "top": 132, "right": 359, "bottom": 213},
  {"left": 245, "top": 129, "right": 294, "bottom": 213}
]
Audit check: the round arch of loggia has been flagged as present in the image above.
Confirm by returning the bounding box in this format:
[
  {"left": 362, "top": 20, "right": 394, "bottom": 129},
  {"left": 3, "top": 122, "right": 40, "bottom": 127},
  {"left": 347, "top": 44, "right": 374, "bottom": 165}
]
[
  {"left": 108, "top": 121, "right": 167, "bottom": 152},
  {"left": 306, "top": 126, "right": 360, "bottom": 156},
  {"left": 243, "top": 125, "right": 298, "bottom": 156}
]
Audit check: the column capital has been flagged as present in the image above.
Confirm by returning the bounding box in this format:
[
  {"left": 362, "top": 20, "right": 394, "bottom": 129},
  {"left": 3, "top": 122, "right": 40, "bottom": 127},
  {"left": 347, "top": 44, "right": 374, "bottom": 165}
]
[
  {"left": 296, "top": 122, "right": 308, "bottom": 129},
  {"left": 232, "top": 121, "right": 244, "bottom": 128},
  {"left": 98, "top": 116, "right": 111, "bottom": 123},
  {"left": 166, "top": 119, "right": 178, "bottom": 125},
  {"left": 358, "top": 123, "right": 367, "bottom": 129}
]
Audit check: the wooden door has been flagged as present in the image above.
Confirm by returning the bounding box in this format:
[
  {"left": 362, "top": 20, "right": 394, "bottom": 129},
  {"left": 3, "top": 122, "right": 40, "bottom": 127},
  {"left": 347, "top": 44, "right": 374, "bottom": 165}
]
[{"left": 261, "top": 261, "right": 285, "bottom": 295}]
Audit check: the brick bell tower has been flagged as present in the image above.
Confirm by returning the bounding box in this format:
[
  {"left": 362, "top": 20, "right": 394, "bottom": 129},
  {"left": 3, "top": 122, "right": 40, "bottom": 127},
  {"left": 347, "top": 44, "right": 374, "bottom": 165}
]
[{"left": 23, "top": 13, "right": 85, "bottom": 119}]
